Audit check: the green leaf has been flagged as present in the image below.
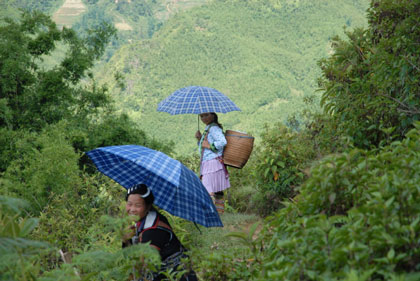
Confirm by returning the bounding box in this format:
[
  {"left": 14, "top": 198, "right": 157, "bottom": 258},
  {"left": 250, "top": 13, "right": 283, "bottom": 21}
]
[
  {"left": 264, "top": 167, "right": 270, "bottom": 178},
  {"left": 385, "top": 197, "right": 394, "bottom": 208},
  {"left": 271, "top": 165, "right": 278, "bottom": 174},
  {"left": 277, "top": 161, "right": 285, "bottom": 168},
  {"left": 19, "top": 218, "right": 39, "bottom": 237},
  {"left": 225, "top": 231, "right": 248, "bottom": 241},
  {"left": 387, "top": 248, "right": 395, "bottom": 260},
  {"left": 248, "top": 222, "right": 260, "bottom": 240}
]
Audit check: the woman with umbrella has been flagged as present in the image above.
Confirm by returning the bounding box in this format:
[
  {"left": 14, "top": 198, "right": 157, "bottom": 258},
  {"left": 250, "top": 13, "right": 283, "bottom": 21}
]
[
  {"left": 122, "top": 184, "right": 198, "bottom": 281},
  {"left": 195, "top": 112, "right": 230, "bottom": 213},
  {"left": 87, "top": 144, "right": 222, "bottom": 279},
  {"left": 157, "top": 85, "right": 240, "bottom": 213}
]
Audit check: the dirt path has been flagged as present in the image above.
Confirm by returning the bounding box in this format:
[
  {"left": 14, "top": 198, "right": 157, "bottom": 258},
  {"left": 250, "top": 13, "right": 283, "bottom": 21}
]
[{"left": 226, "top": 218, "right": 263, "bottom": 240}]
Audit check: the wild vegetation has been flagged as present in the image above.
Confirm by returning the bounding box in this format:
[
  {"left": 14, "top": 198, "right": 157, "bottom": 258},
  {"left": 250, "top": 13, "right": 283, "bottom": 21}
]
[
  {"left": 0, "top": 10, "right": 172, "bottom": 279},
  {"left": 2, "top": 0, "right": 420, "bottom": 280}
]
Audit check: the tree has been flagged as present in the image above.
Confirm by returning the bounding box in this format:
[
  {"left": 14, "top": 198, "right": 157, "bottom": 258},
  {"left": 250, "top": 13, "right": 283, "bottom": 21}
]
[
  {"left": 0, "top": 11, "right": 173, "bottom": 210},
  {"left": 0, "top": 10, "right": 116, "bottom": 131},
  {"left": 318, "top": 0, "right": 420, "bottom": 149}
]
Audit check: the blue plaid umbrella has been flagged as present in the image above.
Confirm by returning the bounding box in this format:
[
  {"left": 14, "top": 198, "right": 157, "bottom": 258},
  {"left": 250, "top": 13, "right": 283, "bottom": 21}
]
[
  {"left": 157, "top": 86, "right": 240, "bottom": 115},
  {"left": 86, "top": 145, "right": 223, "bottom": 227}
]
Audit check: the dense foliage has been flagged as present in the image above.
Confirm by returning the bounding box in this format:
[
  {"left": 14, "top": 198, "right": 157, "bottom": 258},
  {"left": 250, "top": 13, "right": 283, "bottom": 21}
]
[
  {"left": 253, "top": 124, "right": 420, "bottom": 280},
  {"left": 318, "top": 0, "right": 420, "bottom": 149},
  {"left": 251, "top": 123, "right": 310, "bottom": 216},
  {"left": 0, "top": 10, "right": 173, "bottom": 279},
  {"left": 0, "top": 11, "right": 113, "bottom": 131}
]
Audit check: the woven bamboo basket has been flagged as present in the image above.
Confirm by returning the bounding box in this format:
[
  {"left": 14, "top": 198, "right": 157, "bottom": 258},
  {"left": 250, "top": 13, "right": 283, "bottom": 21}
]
[{"left": 223, "top": 130, "right": 254, "bottom": 168}]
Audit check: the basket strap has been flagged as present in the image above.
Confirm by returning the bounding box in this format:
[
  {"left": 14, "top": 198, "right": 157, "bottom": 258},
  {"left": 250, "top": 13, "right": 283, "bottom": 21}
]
[
  {"left": 199, "top": 123, "right": 218, "bottom": 160},
  {"left": 216, "top": 156, "right": 229, "bottom": 178}
]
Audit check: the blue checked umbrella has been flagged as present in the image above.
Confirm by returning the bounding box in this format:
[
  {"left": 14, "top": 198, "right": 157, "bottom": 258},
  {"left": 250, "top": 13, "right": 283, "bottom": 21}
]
[
  {"left": 157, "top": 86, "right": 241, "bottom": 115},
  {"left": 86, "top": 145, "right": 223, "bottom": 227}
]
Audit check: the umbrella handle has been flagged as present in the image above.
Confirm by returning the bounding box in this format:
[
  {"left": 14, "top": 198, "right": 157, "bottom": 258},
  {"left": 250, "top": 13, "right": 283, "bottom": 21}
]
[{"left": 197, "top": 115, "right": 200, "bottom": 131}]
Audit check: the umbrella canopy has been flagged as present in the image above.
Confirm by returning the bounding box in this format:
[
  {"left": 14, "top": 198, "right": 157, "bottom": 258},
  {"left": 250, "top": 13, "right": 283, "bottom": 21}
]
[
  {"left": 86, "top": 145, "right": 223, "bottom": 227},
  {"left": 157, "top": 86, "right": 241, "bottom": 115}
]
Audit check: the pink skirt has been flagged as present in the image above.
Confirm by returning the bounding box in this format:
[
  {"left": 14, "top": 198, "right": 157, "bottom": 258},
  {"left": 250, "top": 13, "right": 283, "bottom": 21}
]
[{"left": 201, "top": 158, "right": 230, "bottom": 193}]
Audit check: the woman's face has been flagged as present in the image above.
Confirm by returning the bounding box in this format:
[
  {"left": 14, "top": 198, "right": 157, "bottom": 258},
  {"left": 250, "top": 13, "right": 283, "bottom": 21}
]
[
  {"left": 126, "top": 194, "right": 149, "bottom": 220},
  {"left": 199, "top": 113, "right": 214, "bottom": 125}
]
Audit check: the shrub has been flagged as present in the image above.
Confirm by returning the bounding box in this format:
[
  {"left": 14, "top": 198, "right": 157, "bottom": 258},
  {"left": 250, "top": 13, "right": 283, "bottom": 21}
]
[
  {"left": 251, "top": 123, "right": 314, "bottom": 215},
  {"left": 1, "top": 125, "right": 82, "bottom": 214},
  {"left": 318, "top": 1, "right": 420, "bottom": 149},
  {"left": 0, "top": 196, "right": 51, "bottom": 281},
  {"left": 259, "top": 124, "right": 420, "bottom": 279}
]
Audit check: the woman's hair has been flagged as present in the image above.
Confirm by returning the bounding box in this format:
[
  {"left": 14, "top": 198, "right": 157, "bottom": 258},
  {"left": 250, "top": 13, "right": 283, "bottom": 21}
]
[
  {"left": 211, "top": 113, "right": 223, "bottom": 130},
  {"left": 125, "top": 184, "right": 155, "bottom": 206}
]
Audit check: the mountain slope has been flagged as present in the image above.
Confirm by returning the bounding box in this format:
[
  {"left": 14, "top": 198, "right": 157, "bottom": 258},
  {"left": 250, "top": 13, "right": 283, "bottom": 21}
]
[{"left": 97, "top": 0, "right": 370, "bottom": 155}]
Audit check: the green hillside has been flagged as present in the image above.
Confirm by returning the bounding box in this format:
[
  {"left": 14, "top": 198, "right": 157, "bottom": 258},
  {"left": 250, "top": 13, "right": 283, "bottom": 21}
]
[
  {"left": 97, "top": 0, "right": 370, "bottom": 156},
  {"left": 1, "top": 0, "right": 209, "bottom": 61},
  {"left": 56, "top": 0, "right": 208, "bottom": 61}
]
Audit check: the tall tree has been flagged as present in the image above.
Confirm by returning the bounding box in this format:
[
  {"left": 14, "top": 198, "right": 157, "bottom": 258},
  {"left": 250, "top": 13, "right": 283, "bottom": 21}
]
[{"left": 0, "top": 10, "right": 116, "bottom": 131}]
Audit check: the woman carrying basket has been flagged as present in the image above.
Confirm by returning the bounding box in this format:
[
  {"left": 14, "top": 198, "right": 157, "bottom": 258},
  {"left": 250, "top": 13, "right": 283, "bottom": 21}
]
[{"left": 194, "top": 112, "right": 230, "bottom": 214}]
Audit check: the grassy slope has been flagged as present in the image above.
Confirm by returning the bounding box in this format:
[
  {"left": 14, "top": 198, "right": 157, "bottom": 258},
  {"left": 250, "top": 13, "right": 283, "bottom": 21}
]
[{"left": 97, "top": 0, "right": 369, "bottom": 156}]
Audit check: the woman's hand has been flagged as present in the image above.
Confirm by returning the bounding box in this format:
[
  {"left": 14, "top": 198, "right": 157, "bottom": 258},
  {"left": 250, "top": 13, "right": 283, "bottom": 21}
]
[
  {"left": 201, "top": 139, "right": 210, "bottom": 149},
  {"left": 122, "top": 226, "right": 135, "bottom": 242},
  {"left": 195, "top": 130, "right": 202, "bottom": 140}
]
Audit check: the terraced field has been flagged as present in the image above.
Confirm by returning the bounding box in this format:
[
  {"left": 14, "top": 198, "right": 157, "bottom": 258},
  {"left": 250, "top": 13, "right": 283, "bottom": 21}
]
[
  {"left": 52, "top": 0, "right": 207, "bottom": 30},
  {"left": 52, "top": 0, "right": 86, "bottom": 28}
]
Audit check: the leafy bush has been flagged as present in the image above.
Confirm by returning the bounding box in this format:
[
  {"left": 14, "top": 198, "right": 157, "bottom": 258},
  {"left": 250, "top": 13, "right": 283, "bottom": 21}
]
[
  {"left": 1, "top": 125, "right": 82, "bottom": 214},
  {"left": 31, "top": 174, "right": 122, "bottom": 253},
  {"left": 0, "top": 196, "right": 51, "bottom": 281},
  {"left": 193, "top": 217, "right": 264, "bottom": 281},
  {"left": 37, "top": 223, "right": 161, "bottom": 281},
  {"left": 251, "top": 123, "right": 314, "bottom": 216},
  {"left": 175, "top": 153, "right": 200, "bottom": 174},
  {"left": 258, "top": 124, "right": 420, "bottom": 279}
]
